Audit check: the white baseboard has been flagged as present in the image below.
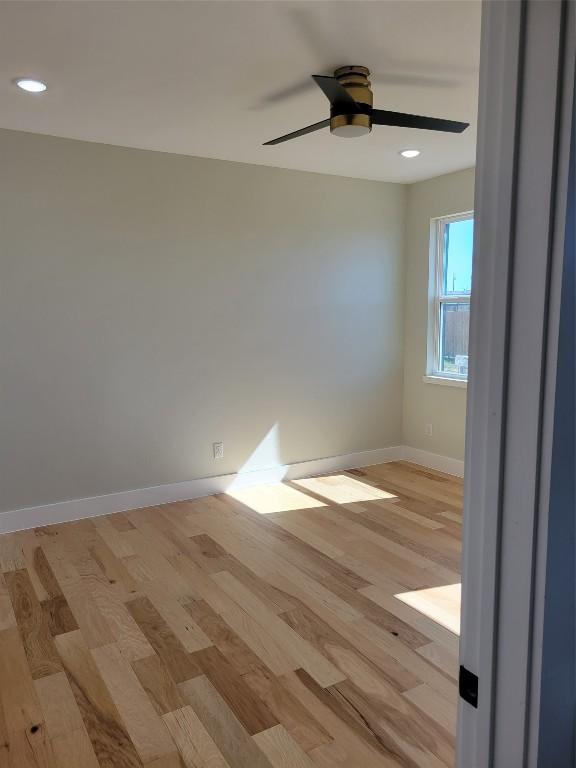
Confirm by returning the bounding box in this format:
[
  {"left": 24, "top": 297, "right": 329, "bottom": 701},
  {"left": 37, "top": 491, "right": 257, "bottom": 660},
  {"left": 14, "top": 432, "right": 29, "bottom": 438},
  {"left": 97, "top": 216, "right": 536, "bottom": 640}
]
[
  {"left": 0, "top": 446, "right": 403, "bottom": 534},
  {"left": 400, "top": 445, "right": 465, "bottom": 478},
  {"left": 0, "top": 444, "right": 463, "bottom": 535}
]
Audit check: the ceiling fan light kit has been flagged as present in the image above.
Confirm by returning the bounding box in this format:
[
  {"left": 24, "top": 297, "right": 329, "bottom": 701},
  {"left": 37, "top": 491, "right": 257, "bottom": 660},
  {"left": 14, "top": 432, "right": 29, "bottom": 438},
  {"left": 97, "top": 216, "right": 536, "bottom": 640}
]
[
  {"left": 330, "top": 113, "right": 372, "bottom": 137},
  {"left": 264, "top": 65, "right": 469, "bottom": 146},
  {"left": 330, "top": 65, "right": 372, "bottom": 137}
]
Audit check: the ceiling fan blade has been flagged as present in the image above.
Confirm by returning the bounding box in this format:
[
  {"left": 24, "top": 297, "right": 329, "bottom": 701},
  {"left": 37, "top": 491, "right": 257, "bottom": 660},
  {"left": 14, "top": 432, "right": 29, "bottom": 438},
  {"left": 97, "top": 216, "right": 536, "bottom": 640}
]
[
  {"left": 312, "top": 75, "right": 361, "bottom": 112},
  {"left": 263, "top": 119, "right": 330, "bottom": 146},
  {"left": 255, "top": 78, "right": 316, "bottom": 109},
  {"left": 372, "top": 109, "right": 469, "bottom": 133}
]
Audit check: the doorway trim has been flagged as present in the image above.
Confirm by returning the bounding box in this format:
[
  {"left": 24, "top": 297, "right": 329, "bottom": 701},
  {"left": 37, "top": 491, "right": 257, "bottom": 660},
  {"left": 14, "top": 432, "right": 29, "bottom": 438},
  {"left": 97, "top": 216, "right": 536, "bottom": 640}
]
[{"left": 458, "top": 1, "right": 575, "bottom": 765}]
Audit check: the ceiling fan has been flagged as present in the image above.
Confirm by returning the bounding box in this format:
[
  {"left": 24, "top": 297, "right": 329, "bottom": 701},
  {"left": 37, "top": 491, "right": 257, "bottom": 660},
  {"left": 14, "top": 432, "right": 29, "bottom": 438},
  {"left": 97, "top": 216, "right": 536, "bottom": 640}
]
[{"left": 264, "top": 66, "right": 469, "bottom": 145}]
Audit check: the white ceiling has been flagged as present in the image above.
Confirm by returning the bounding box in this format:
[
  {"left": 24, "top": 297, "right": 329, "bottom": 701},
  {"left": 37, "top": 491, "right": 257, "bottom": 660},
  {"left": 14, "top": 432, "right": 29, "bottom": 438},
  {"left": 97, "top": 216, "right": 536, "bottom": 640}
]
[{"left": 0, "top": 1, "right": 481, "bottom": 183}]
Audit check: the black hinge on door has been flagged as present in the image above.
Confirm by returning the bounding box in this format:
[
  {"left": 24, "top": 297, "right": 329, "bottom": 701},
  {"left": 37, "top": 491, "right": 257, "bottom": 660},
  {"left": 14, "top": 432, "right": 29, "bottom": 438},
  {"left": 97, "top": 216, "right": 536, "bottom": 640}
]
[{"left": 459, "top": 665, "right": 479, "bottom": 708}]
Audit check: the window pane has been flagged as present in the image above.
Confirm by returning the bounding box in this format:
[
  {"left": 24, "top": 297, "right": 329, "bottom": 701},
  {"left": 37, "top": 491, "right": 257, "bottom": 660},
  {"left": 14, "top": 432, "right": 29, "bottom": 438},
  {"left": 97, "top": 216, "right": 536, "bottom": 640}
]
[
  {"left": 440, "top": 302, "right": 470, "bottom": 375},
  {"left": 443, "top": 218, "right": 473, "bottom": 295}
]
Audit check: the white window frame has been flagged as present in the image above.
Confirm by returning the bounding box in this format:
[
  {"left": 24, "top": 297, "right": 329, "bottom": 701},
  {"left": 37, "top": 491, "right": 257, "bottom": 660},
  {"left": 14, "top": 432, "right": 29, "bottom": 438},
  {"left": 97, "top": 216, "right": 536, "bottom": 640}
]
[{"left": 426, "top": 210, "right": 474, "bottom": 385}]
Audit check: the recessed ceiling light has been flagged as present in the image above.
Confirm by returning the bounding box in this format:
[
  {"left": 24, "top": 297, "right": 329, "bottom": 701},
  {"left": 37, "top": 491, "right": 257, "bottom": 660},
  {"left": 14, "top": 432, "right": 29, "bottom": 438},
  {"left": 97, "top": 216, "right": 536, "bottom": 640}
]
[
  {"left": 400, "top": 149, "right": 421, "bottom": 158},
  {"left": 14, "top": 78, "right": 47, "bottom": 93}
]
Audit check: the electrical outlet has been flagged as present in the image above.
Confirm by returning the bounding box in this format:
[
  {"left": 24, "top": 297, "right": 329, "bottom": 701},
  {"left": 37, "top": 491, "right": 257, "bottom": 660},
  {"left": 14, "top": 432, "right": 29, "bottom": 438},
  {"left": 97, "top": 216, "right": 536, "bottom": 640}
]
[
  {"left": 213, "top": 441, "right": 224, "bottom": 459},
  {"left": 425, "top": 424, "right": 433, "bottom": 437}
]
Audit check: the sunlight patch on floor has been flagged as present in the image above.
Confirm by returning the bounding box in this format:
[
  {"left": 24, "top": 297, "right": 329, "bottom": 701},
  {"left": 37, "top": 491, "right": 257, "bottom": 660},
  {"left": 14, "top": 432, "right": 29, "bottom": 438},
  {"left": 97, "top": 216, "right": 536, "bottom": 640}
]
[
  {"left": 294, "top": 474, "right": 397, "bottom": 505},
  {"left": 394, "top": 583, "right": 461, "bottom": 635},
  {"left": 226, "top": 483, "right": 327, "bottom": 514}
]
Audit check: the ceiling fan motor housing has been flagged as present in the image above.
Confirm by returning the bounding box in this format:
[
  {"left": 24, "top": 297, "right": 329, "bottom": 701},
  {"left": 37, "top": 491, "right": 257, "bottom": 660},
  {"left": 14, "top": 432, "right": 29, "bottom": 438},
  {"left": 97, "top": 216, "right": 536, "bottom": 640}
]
[{"left": 330, "top": 66, "right": 373, "bottom": 137}]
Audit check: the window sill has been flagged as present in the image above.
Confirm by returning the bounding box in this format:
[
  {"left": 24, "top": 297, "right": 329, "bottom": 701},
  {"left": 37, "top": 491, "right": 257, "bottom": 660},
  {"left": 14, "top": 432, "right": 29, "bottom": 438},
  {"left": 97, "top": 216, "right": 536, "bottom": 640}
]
[{"left": 423, "top": 375, "right": 468, "bottom": 389}]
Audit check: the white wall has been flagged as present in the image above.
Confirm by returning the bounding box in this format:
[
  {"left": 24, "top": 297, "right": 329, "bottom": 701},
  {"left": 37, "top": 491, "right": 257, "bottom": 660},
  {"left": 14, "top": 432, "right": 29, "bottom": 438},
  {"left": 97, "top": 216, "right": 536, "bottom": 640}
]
[
  {"left": 0, "top": 128, "right": 406, "bottom": 514},
  {"left": 402, "top": 167, "right": 475, "bottom": 461}
]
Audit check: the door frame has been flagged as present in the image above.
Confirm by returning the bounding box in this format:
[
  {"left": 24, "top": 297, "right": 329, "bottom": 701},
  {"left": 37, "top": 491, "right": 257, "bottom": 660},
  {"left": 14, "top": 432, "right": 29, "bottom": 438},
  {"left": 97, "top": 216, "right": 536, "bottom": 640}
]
[{"left": 457, "top": 1, "right": 575, "bottom": 765}]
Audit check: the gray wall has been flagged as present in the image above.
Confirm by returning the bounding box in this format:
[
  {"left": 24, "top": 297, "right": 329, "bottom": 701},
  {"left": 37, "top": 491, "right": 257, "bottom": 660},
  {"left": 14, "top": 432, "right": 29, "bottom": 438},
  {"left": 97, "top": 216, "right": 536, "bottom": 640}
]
[
  {"left": 402, "top": 167, "right": 475, "bottom": 461},
  {"left": 0, "top": 128, "right": 406, "bottom": 513}
]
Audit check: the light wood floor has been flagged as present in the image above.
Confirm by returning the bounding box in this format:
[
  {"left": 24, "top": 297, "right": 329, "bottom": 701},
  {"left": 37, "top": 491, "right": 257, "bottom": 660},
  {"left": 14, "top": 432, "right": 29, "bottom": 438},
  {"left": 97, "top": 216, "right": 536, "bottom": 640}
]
[{"left": 0, "top": 461, "right": 462, "bottom": 768}]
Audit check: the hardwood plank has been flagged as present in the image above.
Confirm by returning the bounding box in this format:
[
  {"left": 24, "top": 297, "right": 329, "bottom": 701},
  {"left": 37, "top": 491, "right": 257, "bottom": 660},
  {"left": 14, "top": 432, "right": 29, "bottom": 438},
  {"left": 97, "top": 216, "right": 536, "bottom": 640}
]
[
  {"left": 403, "top": 684, "right": 457, "bottom": 734},
  {"left": 0, "top": 626, "right": 43, "bottom": 734},
  {"left": 360, "top": 585, "right": 460, "bottom": 652},
  {"left": 416, "top": 642, "right": 458, "bottom": 680},
  {"left": 145, "top": 755, "right": 186, "bottom": 768},
  {"left": 132, "top": 653, "right": 185, "bottom": 716},
  {"left": 280, "top": 670, "right": 401, "bottom": 768},
  {"left": 242, "top": 665, "right": 332, "bottom": 752},
  {"left": 158, "top": 547, "right": 240, "bottom": 617},
  {"left": 178, "top": 675, "right": 274, "bottom": 768},
  {"left": 144, "top": 582, "right": 211, "bottom": 653},
  {"left": 126, "top": 596, "right": 202, "bottom": 684},
  {"left": 54, "top": 629, "right": 142, "bottom": 768},
  {"left": 86, "top": 534, "right": 139, "bottom": 599},
  {"left": 253, "top": 724, "right": 317, "bottom": 768},
  {"left": 58, "top": 529, "right": 153, "bottom": 660},
  {"left": 350, "top": 617, "right": 457, "bottom": 703},
  {"left": 281, "top": 605, "right": 418, "bottom": 694},
  {"left": 214, "top": 597, "right": 296, "bottom": 677},
  {"left": 34, "top": 671, "right": 84, "bottom": 739},
  {"left": 186, "top": 601, "right": 332, "bottom": 751},
  {"left": 51, "top": 727, "right": 101, "bottom": 768},
  {"left": 0, "top": 534, "right": 25, "bottom": 572},
  {"left": 190, "top": 533, "right": 229, "bottom": 565},
  {"left": 270, "top": 514, "right": 346, "bottom": 560},
  {"left": 363, "top": 500, "right": 445, "bottom": 531},
  {"left": 108, "top": 512, "right": 136, "bottom": 532},
  {"left": 222, "top": 556, "right": 297, "bottom": 615},
  {"left": 0, "top": 571, "right": 17, "bottom": 630},
  {"left": 159, "top": 502, "right": 207, "bottom": 539},
  {"left": 32, "top": 542, "right": 64, "bottom": 599},
  {"left": 42, "top": 595, "right": 79, "bottom": 637},
  {"left": 94, "top": 592, "right": 153, "bottom": 662},
  {"left": 163, "top": 705, "right": 231, "bottom": 768},
  {"left": 221, "top": 497, "right": 372, "bottom": 593},
  {"left": 213, "top": 570, "right": 345, "bottom": 687},
  {"left": 121, "top": 528, "right": 196, "bottom": 601},
  {"left": 439, "top": 510, "right": 462, "bottom": 525},
  {"left": 40, "top": 537, "right": 116, "bottom": 648},
  {"left": 265, "top": 566, "right": 363, "bottom": 626},
  {"left": 184, "top": 599, "right": 266, "bottom": 675},
  {"left": 5, "top": 569, "right": 63, "bottom": 679},
  {"left": 59, "top": 578, "right": 116, "bottom": 648},
  {"left": 288, "top": 581, "right": 431, "bottom": 651},
  {"left": 4, "top": 725, "right": 57, "bottom": 768},
  {"left": 343, "top": 507, "right": 461, "bottom": 572},
  {"left": 0, "top": 696, "right": 12, "bottom": 765},
  {"left": 17, "top": 532, "right": 56, "bottom": 602},
  {"left": 305, "top": 606, "right": 422, "bottom": 691},
  {"left": 92, "top": 642, "right": 175, "bottom": 763},
  {"left": 297, "top": 670, "right": 452, "bottom": 768},
  {"left": 307, "top": 739, "right": 357, "bottom": 768},
  {"left": 93, "top": 515, "right": 136, "bottom": 558},
  {"left": 191, "top": 645, "right": 278, "bottom": 735},
  {"left": 318, "top": 510, "right": 457, "bottom": 589}
]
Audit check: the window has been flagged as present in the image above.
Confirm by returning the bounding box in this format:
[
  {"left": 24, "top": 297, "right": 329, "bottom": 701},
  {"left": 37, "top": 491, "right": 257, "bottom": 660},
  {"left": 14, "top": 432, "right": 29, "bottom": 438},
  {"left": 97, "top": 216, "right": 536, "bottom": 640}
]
[{"left": 427, "top": 212, "right": 474, "bottom": 383}]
